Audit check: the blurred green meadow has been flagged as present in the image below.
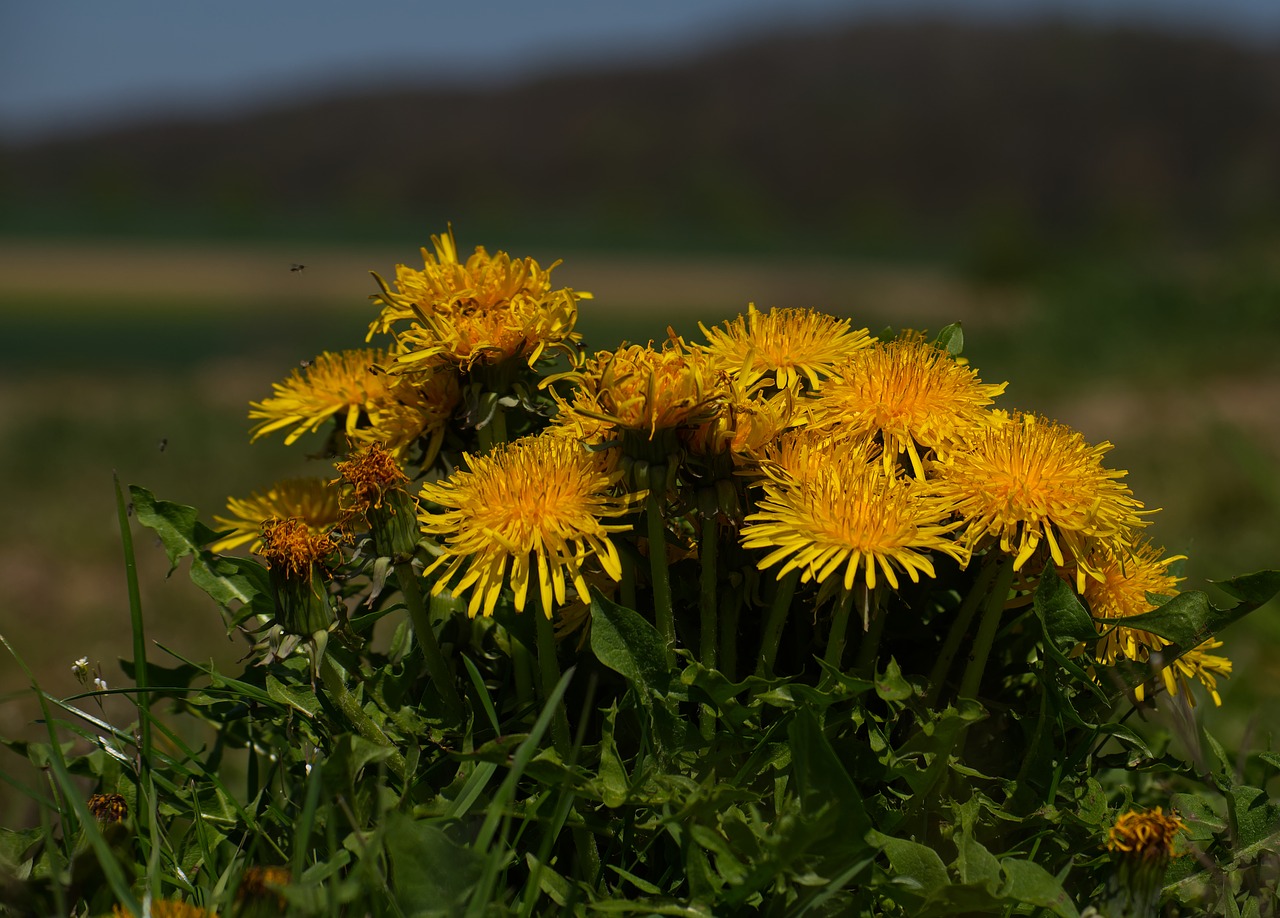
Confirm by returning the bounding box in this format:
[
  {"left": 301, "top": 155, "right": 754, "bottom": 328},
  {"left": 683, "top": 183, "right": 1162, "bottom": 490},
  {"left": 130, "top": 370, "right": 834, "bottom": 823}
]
[{"left": 2, "top": 233, "right": 1279, "bottom": 824}]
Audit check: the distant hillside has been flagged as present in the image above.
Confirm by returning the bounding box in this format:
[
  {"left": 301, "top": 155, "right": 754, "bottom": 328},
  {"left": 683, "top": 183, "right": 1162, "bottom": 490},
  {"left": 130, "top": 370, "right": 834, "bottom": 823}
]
[{"left": 3, "top": 18, "right": 1279, "bottom": 260}]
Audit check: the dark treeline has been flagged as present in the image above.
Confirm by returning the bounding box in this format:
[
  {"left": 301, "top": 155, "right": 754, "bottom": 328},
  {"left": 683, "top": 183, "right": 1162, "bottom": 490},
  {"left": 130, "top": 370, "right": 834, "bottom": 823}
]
[{"left": 4, "top": 18, "right": 1279, "bottom": 261}]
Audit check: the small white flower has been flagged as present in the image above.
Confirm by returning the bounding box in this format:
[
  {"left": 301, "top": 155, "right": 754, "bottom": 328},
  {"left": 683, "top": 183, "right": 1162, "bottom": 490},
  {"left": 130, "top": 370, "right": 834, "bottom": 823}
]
[{"left": 93, "top": 676, "right": 108, "bottom": 692}]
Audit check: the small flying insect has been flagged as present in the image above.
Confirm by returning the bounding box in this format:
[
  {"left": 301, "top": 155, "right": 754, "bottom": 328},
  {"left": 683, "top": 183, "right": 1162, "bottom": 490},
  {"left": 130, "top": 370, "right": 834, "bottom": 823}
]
[
  {"left": 290, "top": 263, "right": 307, "bottom": 272},
  {"left": 300, "top": 358, "right": 312, "bottom": 368},
  {"left": 158, "top": 437, "right": 168, "bottom": 453}
]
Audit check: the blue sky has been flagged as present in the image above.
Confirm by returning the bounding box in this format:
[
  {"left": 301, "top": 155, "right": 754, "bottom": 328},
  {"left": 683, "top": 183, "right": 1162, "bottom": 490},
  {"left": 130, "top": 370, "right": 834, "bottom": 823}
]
[{"left": 2, "top": 0, "right": 1278, "bottom": 142}]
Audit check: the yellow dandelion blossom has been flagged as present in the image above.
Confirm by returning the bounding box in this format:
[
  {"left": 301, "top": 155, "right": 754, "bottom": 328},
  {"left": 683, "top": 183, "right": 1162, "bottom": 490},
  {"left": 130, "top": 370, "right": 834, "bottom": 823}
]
[
  {"left": 371, "top": 227, "right": 588, "bottom": 372},
  {"left": 249, "top": 349, "right": 394, "bottom": 445},
  {"left": 212, "top": 478, "right": 342, "bottom": 553},
  {"left": 349, "top": 368, "right": 461, "bottom": 464},
  {"left": 683, "top": 381, "right": 801, "bottom": 461},
  {"left": 1136, "top": 638, "right": 1233, "bottom": 707},
  {"left": 556, "top": 336, "right": 729, "bottom": 439},
  {"left": 699, "top": 304, "right": 872, "bottom": 391},
  {"left": 1083, "top": 540, "right": 1185, "bottom": 665},
  {"left": 932, "top": 413, "right": 1150, "bottom": 588},
  {"left": 741, "top": 435, "right": 965, "bottom": 591},
  {"left": 418, "top": 436, "right": 643, "bottom": 618},
  {"left": 807, "top": 335, "right": 1006, "bottom": 478},
  {"left": 1107, "top": 807, "right": 1186, "bottom": 862}
]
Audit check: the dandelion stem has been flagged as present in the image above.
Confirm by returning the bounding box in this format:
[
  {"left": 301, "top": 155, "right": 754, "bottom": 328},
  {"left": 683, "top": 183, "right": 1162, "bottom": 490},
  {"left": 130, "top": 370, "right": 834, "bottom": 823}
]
[
  {"left": 958, "top": 554, "right": 1017, "bottom": 701},
  {"left": 853, "top": 589, "right": 887, "bottom": 677},
  {"left": 698, "top": 513, "right": 719, "bottom": 740},
  {"left": 719, "top": 581, "right": 742, "bottom": 683},
  {"left": 394, "top": 561, "right": 463, "bottom": 719},
  {"left": 535, "top": 610, "right": 571, "bottom": 758},
  {"left": 756, "top": 570, "right": 799, "bottom": 677},
  {"left": 824, "top": 589, "right": 855, "bottom": 670},
  {"left": 646, "top": 486, "right": 676, "bottom": 662},
  {"left": 318, "top": 655, "right": 406, "bottom": 780},
  {"left": 512, "top": 633, "right": 535, "bottom": 710},
  {"left": 926, "top": 556, "right": 1000, "bottom": 706}
]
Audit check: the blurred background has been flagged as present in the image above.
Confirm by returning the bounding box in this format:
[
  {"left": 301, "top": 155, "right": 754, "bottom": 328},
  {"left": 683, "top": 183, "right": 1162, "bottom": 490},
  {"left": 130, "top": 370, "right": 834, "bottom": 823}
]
[{"left": 2, "top": 0, "right": 1278, "bottom": 819}]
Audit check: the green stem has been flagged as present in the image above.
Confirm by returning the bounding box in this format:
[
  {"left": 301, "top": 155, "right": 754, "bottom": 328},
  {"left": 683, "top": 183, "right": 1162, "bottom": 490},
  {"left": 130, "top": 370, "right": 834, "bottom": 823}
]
[
  {"left": 720, "top": 582, "right": 742, "bottom": 683},
  {"left": 698, "top": 514, "right": 719, "bottom": 740},
  {"left": 646, "top": 488, "right": 676, "bottom": 662},
  {"left": 755, "top": 570, "right": 799, "bottom": 677},
  {"left": 926, "top": 556, "right": 1000, "bottom": 707},
  {"left": 511, "top": 632, "right": 535, "bottom": 711},
  {"left": 824, "top": 589, "right": 855, "bottom": 671},
  {"left": 535, "top": 611, "right": 571, "bottom": 758},
  {"left": 395, "top": 561, "right": 463, "bottom": 719},
  {"left": 319, "top": 655, "right": 406, "bottom": 780},
  {"left": 620, "top": 542, "right": 638, "bottom": 612},
  {"left": 490, "top": 402, "right": 509, "bottom": 446},
  {"left": 958, "top": 555, "right": 1017, "bottom": 701},
  {"left": 853, "top": 589, "right": 887, "bottom": 677}
]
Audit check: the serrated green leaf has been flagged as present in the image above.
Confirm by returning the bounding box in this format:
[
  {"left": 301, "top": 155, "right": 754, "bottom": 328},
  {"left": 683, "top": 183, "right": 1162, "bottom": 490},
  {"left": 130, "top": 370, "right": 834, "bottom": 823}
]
[
  {"left": 874, "top": 657, "right": 913, "bottom": 702},
  {"left": 266, "top": 674, "right": 321, "bottom": 718},
  {"left": 998, "top": 858, "right": 1080, "bottom": 918},
  {"left": 590, "top": 592, "right": 670, "bottom": 696},
  {"left": 1034, "top": 572, "right": 1099, "bottom": 646},
  {"left": 385, "top": 813, "right": 485, "bottom": 914},
  {"left": 790, "top": 709, "right": 870, "bottom": 847},
  {"left": 866, "top": 830, "right": 949, "bottom": 897},
  {"left": 1103, "top": 571, "right": 1279, "bottom": 650}
]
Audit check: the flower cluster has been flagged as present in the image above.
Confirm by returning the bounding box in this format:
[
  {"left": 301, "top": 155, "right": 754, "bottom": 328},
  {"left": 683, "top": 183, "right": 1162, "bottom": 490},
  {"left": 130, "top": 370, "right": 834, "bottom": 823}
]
[{"left": 213, "top": 231, "right": 1232, "bottom": 709}]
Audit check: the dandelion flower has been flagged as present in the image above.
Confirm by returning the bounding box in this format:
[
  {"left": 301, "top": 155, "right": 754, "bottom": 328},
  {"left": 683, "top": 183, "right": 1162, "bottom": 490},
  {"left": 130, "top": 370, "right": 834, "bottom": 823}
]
[
  {"left": 418, "top": 435, "right": 643, "bottom": 618},
  {"left": 1107, "top": 807, "right": 1185, "bottom": 863},
  {"left": 932, "top": 413, "right": 1149, "bottom": 588},
  {"left": 555, "top": 336, "right": 729, "bottom": 440},
  {"left": 334, "top": 443, "right": 420, "bottom": 559},
  {"left": 807, "top": 335, "right": 1006, "bottom": 478},
  {"left": 741, "top": 432, "right": 965, "bottom": 591},
  {"left": 237, "top": 865, "right": 292, "bottom": 910},
  {"left": 113, "top": 902, "right": 212, "bottom": 918},
  {"left": 699, "top": 304, "right": 872, "bottom": 391},
  {"left": 372, "top": 227, "right": 588, "bottom": 372},
  {"left": 212, "top": 478, "right": 341, "bottom": 553},
  {"left": 1082, "top": 540, "right": 1185, "bottom": 665},
  {"left": 349, "top": 369, "right": 461, "bottom": 464},
  {"left": 249, "top": 349, "right": 395, "bottom": 445}
]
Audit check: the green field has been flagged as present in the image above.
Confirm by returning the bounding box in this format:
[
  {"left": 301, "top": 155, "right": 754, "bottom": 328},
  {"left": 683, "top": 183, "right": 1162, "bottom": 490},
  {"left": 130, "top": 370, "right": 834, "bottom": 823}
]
[{"left": 2, "top": 237, "right": 1278, "bottom": 824}]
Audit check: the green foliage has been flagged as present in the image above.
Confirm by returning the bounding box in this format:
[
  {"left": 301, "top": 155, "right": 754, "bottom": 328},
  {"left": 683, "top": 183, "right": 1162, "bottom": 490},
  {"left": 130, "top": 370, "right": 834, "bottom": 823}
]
[{"left": 3, "top": 239, "right": 1279, "bottom": 917}]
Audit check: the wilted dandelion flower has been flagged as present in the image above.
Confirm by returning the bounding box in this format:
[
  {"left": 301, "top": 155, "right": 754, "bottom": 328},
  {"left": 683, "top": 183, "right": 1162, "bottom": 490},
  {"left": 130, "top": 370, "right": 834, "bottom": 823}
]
[
  {"left": 212, "top": 478, "right": 341, "bottom": 553},
  {"left": 418, "top": 435, "right": 643, "bottom": 618},
  {"left": 699, "top": 304, "right": 872, "bottom": 391},
  {"left": 249, "top": 349, "right": 395, "bottom": 445},
  {"left": 258, "top": 518, "right": 340, "bottom": 636},
  {"left": 1082, "top": 540, "right": 1185, "bottom": 665},
  {"left": 372, "top": 227, "right": 588, "bottom": 372},
  {"left": 932, "top": 413, "right": 1149, "bottom": 588},
  {"left": 1100, "top": 806, "right": 1186, "bottom": 917},
  {"left": 334, "top": 443, "right": 420, "bottom": 560},
  {"left": 556, "top": 336, "right": 729, "bottom": 439},
  {"left": 87, "top": 792, "right": 128, "bottom": 824},
  {"left": 741, "top": 432, "right": 965, "bottom": 591},
  {"left": 807, "top": 335, "right": 1006, "bottom": 478},
  {"left": 1137, "top": 638, "right": 1233, "bottom": 707}
]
